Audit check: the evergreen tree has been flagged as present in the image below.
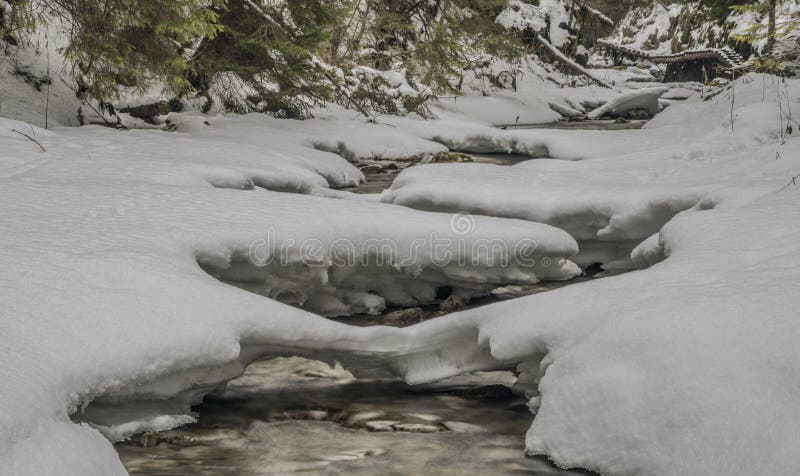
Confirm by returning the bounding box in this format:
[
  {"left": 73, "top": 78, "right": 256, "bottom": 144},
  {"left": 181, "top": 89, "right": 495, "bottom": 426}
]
[
  {"left": 190, "top": 0, "right": 344, "bottom": 117},
  {"left": 5, "top": 0, "right": 524, "bottom": 116},
  {"left": 44, "top": 0, "right": 225, "bottom": 101}
]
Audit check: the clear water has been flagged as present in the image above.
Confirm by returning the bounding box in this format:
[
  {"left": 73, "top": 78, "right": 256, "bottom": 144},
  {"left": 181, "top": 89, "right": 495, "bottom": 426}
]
[
  {"left": 115, "top": 120, "right": 634, "bottom": 474},
  {"left": 116, "top": 358, "right": 592, "bottom": 475},
  {"left": 345, "top": 120, "right": 645, "bottom": 194}
]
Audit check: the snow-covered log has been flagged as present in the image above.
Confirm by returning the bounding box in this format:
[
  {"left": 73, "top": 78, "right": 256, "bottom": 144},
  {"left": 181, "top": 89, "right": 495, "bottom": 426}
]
[
  {"left": 536, "top": 34, "right": 614, "bottom": 89},
  {"left": 587, "top": 86, "right": 669, "bottom": 118}
]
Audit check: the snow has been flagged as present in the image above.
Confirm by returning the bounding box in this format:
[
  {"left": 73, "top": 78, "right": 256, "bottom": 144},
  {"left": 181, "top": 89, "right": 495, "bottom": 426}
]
[
  {"left": 497, "top": 0, "right": 572, "bottom": 48},
  {"left": 3, "top": 20, "right": 800, "bottom": 475},
  {"left": 607, "top": 0, "right": 799, "bottom": 63},
  {"left": 534, "top": 34, "right": 614, "bottom": 89},
  {"left": 587, "top": 86, "right": 668, "bottom": 118},
  {"left": 0, "top": 108, "right": 580, "bottom": 473},
  {"left": 611, "top": 2, "right": 685, "bottom": 54},
  {"left": 0, "top": 23, "right": 86, "bottom": 128},
  {"left": 382, "top": 76, "right": 798, "bottom": 268},
  {"left": 378, "top": 74, "right": 800, "bottom": 475}
]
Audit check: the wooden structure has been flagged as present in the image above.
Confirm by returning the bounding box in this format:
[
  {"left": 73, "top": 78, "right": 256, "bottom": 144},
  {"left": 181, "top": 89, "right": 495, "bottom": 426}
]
[{"left": 597, "top": 40, "right": 750, "bottom": 81}]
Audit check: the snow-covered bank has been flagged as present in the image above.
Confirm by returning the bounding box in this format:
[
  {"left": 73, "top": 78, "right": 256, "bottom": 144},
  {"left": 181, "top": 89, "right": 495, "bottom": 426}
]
[
  {"left": 0, "top": 114, "right": 578, "bottom": 473},
  {"left": 383, "top": 75, "right": 799, "bottom": 268},
  {"left": 396, "top": 189, "right": 800, "bottom": 475},
  {"left": 381, "top": 75, "right": 800, "bottom": 474},
  {"left": 2, "top": 73, "right": 800, "bottom": 476}
]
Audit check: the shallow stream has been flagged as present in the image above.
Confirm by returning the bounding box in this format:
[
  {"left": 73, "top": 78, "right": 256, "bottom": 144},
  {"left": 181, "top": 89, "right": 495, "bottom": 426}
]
[
  {"left": 114, "top": 119, "right": 638, "bottom": 475},
  {"left": 117, "top": 358, "right": 591, "bottom": 475}
]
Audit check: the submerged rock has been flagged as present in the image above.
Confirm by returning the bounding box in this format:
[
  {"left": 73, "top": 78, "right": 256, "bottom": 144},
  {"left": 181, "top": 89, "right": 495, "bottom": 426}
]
[
  {"left": 132, "top": 431, "right": 194, "bottom": 448},
  {"left": 431, "top": 151, "right": 474, "bottom": 163},
  {"left": 392, "top": 423, "right": 443, "bottom": 433},
  {"left": 359, "top": 164, "right": 385, "bottom": 175},
  {"left": 358, "top": 162, "right": 400, "bottom": 175},
  {"left": 438, "top": 294, "right": 466, "bottom": 314},
  {"left": 379, "top": 307, "right": 426, "bottom": 327},
  {"left": 443, "top": 421, "right": 487, "bottom": 433},
  {"left": 365, "top": 420, "right": 400, "bottom": 432}
]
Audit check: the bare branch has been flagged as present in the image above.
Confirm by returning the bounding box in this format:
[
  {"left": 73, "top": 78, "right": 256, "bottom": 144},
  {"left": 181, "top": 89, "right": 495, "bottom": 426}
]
[{"left": 11, "top": 129, "right": 47, "bottom": 152}]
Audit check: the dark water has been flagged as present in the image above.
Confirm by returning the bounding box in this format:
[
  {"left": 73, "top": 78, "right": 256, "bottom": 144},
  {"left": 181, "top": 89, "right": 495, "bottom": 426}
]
[
  {"left": 501, "top": 119, "right": 647, "bottom": 131},
  {"left": 345, "top": 120, "right": 645, "bottom": 195},
  {"left": 116, "top": 358, "right": 592, "bottom": 475},
  {"left": 114, "top": 120, "right": 632, "bottom": 474},
  {"left": 346, "top": 153, "right": 533, "bottom": 195}
]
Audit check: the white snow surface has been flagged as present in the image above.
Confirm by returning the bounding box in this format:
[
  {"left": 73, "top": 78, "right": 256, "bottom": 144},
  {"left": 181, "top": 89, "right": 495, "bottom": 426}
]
[
  {"left": 497, "top": 0, "right": 572, "bottom": 48},
  {"left": 382, "top": 74, "right": 800, "bottom": 475},
  {"left": 382, "top": 77, "right": 799, "bottom": 263},
  {"left": 2, "top": 73, "right": 800, "bottom": 476},
  {"left": 0, "top": 110, "right": 578, "bottom": 473},
  {"left": 587, "top": 86, "right": 668, "bottom": 118}
]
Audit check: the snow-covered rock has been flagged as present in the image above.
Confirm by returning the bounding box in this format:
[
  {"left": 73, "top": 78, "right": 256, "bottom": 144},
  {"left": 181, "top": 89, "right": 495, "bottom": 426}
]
[{"left": 587, "top": 86, "right": 669, "bottom": 118}]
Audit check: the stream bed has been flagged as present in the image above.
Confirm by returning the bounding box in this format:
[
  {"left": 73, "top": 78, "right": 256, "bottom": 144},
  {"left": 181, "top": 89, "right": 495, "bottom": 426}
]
[
  {"left": 115, "top": 120, "right": 638, "bottom": 474},
  {"left": 117, "top": 358, "right": 591, "bottom": 475}
]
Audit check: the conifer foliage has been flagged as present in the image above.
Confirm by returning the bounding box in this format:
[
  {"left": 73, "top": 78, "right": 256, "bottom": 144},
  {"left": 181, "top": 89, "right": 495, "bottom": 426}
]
[{"left": 4, "top": 0, "right": 522, "bottom": 116}]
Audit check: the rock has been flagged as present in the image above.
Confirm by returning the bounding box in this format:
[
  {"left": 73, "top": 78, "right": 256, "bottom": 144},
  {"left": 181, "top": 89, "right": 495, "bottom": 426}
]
[
  {"left": 443, "top": 421, "right": 487, "bottom": 433},
  {"left": 403, "top": 413, "right": 441, "bottom": 422},
  {"left": 358, "top": 164, "right": 385, "bottom": 175},
  {"left": 138, "top": 431, "right": 160, "bottom": 448},
  {"left": 119, "top": 100, "right": 174, "bottom": 123},
  {"left": 431, "top": 151, "right": 474, "bottom": 163},
  {"left": 491, "top": 284, "right": 550, "bottom": 300},
  {"left": 365, "top": 420, "right": 400, "bottom": 432},
  {"left": 627, "top": 108, "right": 652, "bottom": 120},
  {"left": 392, "top": 423, "right": 443, "bottom": 433},
  {"left": 438, "top": 294, "right": 465, "bottom": 314},
  {"left": 379, "top": 307, "right": 426, "bottom": 327},
  {"left": 345, "top": 410, "right": 386, "bottom": 426},
  {"left": 133, "top": 431, "right": 193, "bottom": 448},
  {"left": 614, "top": 117, "right": 630, "bottom": 124},
  {"left": 358, "top": 162, "right": 401, "bottom": 175}
]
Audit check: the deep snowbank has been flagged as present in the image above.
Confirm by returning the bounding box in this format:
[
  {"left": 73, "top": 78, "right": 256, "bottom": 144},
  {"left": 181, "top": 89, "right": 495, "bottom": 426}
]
[
  {"left": 383, "top": 75, "right": 799, "bottom": 268},
  {"left": 0, "top": 115, "right": 578, "bottom": 473},
  {"left": 394, "top": 189, "right": 800, "bottom": 475},
  {"left": 2, "top": 74, "right": 800, "bottom": 476}
]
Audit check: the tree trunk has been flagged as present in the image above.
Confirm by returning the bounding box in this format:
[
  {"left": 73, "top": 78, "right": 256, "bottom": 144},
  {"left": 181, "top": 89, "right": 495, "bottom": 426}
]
[{"left": 766, "top": 0, "right": 777, "bottom": 53}]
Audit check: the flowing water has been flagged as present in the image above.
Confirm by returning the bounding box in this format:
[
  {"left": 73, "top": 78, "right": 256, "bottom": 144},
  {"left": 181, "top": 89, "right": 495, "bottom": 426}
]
[
  {"left": 117, "top": 358, "right": 591, "bottom": 475},
  {"left": 347, "top": 153, "right": 534, "bottom": 194},
  {"left": 347, "top": 119, "right": 644, "bottom": 195},
  {"left": 114, "top": 120, "right": 637, "bottom": 474},
  {"left": 503, "top": 119, "right": 647, "bottom": 130}
]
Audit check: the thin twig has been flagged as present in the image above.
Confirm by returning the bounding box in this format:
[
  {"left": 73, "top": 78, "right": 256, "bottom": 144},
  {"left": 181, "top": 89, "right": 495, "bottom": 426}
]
[
  {"left": 730, "top": 69, "right": 736, "bottom": 133},
  {"left": 776, "top": 173, "right": 800, "bottom": 193},
  {"left": 45, "top": 30, "right": 50, "bottom": 130},
  {"left": 12, "top": 129, "right": 47, "bottom": 152}
]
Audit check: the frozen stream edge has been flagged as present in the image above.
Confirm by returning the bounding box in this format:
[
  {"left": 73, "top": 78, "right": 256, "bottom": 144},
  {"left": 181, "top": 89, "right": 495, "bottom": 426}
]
[{"left": 73, "top": 121, "right": 650, "bottom": 475}]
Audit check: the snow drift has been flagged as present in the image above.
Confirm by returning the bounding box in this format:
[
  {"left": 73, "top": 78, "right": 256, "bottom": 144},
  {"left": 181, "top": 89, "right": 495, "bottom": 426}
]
[{"left": 1, "top": 73, "right": 800, "bottom": 476}]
